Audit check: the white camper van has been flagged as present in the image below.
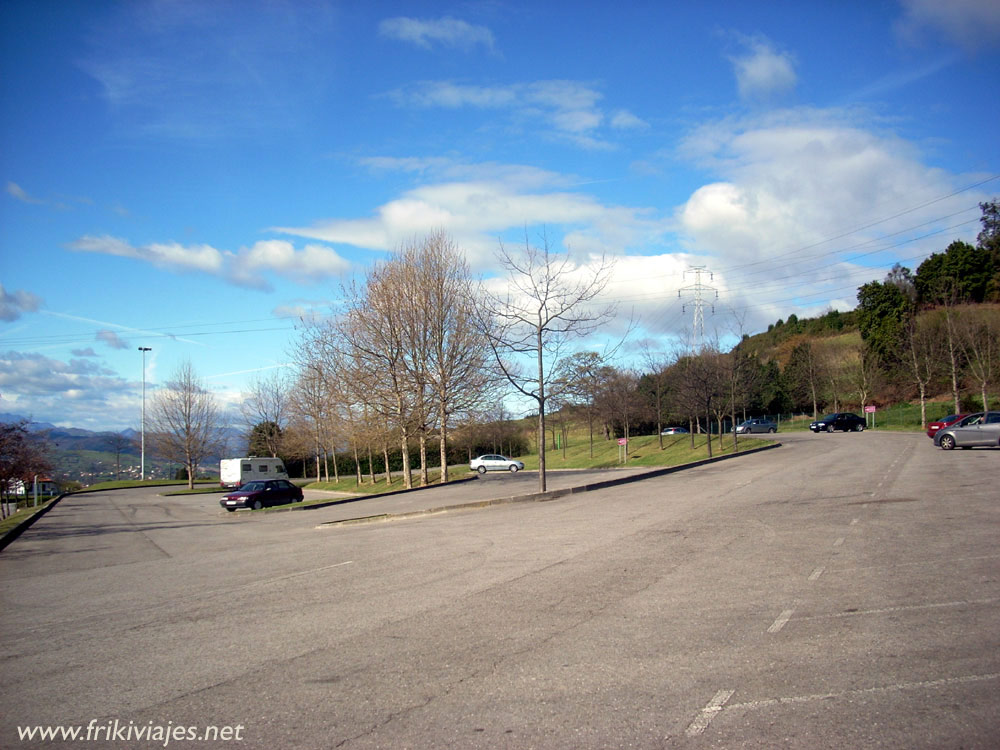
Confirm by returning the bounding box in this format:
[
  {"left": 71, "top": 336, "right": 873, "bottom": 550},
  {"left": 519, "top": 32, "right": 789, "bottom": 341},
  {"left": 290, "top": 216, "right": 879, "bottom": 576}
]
[{"left": 220, "top": 458, "right": 289, "bottom": 489}]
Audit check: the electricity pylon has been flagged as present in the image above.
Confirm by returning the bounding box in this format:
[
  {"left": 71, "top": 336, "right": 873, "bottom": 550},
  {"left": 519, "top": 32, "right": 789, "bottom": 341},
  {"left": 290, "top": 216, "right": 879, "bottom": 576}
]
[{"left": 678, "top": 266, "right": 717, "bottom": 350}]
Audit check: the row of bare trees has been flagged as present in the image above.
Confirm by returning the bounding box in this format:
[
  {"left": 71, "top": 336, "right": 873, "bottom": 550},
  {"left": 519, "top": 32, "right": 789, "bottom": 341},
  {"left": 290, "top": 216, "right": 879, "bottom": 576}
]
[{"left": 290, "top": 231, "right": 493, "bottom": 489}]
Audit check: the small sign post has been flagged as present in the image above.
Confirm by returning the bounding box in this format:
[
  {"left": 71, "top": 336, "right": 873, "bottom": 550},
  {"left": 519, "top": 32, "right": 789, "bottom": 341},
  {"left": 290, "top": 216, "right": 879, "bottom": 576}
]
[
  {"left": 864, "top": 404, "right": 876, "bottom": 429},
  {"left": 618, "top": 437, "right": 627, "bottom": 464}
]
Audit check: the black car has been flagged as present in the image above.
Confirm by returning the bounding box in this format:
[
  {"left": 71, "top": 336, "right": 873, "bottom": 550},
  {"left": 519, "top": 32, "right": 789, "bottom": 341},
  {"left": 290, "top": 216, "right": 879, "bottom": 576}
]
[
  {"left": 809, "top": 412, "right": 866, "bottom": 433},
  {"left": 220, "top": 479, "right": 304, "bottom": 511}
]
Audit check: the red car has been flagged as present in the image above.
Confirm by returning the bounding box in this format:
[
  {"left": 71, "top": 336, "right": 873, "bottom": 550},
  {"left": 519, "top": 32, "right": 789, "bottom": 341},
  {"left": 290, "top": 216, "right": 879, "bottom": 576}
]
[
  {"left": 220, "top": 479, "right": 303, "bottom": 511},
  {"left": 927, "top": 413, "right": 967, "bottom": 439}
]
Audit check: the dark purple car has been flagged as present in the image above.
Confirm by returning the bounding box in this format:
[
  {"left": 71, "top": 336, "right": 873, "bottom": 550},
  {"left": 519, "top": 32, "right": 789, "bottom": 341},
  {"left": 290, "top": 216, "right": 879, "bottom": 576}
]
[{"left": 221, "top": 479, "right": 303, "bottom": 511}]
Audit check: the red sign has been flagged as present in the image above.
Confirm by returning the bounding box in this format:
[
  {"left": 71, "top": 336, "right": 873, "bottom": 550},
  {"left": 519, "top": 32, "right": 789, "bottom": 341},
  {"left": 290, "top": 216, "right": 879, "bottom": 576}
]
[
  {"left": 864, "top": 405, "right": 876, "bottom": 413},
  {"left": 617, "top": 438, "right": 627, "bottom": 445}
]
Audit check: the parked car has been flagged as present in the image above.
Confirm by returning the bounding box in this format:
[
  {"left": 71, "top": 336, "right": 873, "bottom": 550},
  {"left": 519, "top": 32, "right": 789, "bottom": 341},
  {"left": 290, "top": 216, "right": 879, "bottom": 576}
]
[
  {"left": 220, "top": 479, "right": 304, "bottom": 511},
  {"left": 470, "top": 455, "right": 524, "bottom": 474},
  {"left": 933, "top": 411, "right": 1000, "bottom": 450},
  {"left": 926, "top": 413, "right": 968, "bottom": 439},
  {"left": 734, "top": 418, "right": 777, "bottom": 434},
  {"left": 660, "top": 426, "right": 689, "bottom": 435},
  {"left": 809, "top": 412, "right": 866, "bottom": 432}
]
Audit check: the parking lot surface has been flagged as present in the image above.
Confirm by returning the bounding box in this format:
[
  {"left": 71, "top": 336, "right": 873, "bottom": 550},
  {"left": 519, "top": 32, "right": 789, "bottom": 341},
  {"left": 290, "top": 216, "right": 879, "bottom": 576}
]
[{"left": 2, "top": 432, "right": 997, "bottom": 748}]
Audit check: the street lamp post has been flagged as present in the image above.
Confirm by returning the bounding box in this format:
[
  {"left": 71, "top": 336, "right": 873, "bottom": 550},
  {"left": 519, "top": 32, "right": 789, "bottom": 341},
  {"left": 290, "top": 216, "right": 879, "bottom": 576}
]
[{"left": 138, "top": 347, "right": 152, "bottom": 480}]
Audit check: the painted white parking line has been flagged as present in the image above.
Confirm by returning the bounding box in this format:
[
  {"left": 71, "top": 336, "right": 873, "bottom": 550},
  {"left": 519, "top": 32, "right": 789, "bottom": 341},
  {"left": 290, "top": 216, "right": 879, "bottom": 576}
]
[
  {"left": 808, "top": 566, "right": 825, "bottom": 581},
  {"left": 727, "top": 672, "right": 1000, "bottom": 713},
  {"left": 794, "top": 597, "right": 999, "bottom": 622},
  {"left": 767, "top": 608, "right": 795, "bottom": 633},
  {"left": 685, "top": 689, "right": 735, "bottom": 736},
  {"left": 833, "top": 537, "right": 845, "bottom": 547},
  {"left": 246, "top": 560, "right": 355, "bottom": 589},
  {"left": 850, "top": 518, "right": 859, "bottom": 526}
]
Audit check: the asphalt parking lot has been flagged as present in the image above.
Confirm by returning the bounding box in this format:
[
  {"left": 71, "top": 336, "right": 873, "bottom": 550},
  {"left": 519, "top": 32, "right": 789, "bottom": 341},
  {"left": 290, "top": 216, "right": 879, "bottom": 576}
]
[{"left": 2, "top": 431, "right": 998, "bottom": 748}]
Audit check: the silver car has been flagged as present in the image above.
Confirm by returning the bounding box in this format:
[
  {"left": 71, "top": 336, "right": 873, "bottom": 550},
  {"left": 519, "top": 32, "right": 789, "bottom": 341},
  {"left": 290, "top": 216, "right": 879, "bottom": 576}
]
[
  {"left": 933, "top": 411, "right": 1000, "bottom": 450},
  {"left": 734, "top": 418, "right": 777, "bottom": 434},
  {"left": 470, "top": 454, "right": 525, "bottom": 473}
]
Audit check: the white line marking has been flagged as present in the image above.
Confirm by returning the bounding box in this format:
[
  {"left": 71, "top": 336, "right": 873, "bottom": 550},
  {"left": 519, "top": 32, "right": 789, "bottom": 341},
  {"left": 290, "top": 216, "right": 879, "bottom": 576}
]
[
  {"left": 850, "top": 518, "right": 859, "bottom": 526},
  {"left": 768, "top": 608, "right": 795, "bottom": 633},
  {"left": 808, "top": 566, "right": 825, "bottom": 581},
  {"left": 685, "top": 689, "right": 735, "bottom": 736},
  {"left": 247, "top": 560, "right": 354, "bottom": 588},
  {"left": 794, "top": 597, "right": 998, "bottom": 622},
  {"left": 833, "top": 537, "right": 845, "bottom": 547},
  {"left": 729, "top": 672, "right": 1000, "bottom": 712}
]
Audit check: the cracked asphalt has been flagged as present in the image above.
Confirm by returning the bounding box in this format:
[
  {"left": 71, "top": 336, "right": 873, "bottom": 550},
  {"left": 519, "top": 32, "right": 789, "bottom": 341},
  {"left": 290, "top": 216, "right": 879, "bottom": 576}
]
[{"left": 2, "top": 432, "right": 998, "bottom": 748}]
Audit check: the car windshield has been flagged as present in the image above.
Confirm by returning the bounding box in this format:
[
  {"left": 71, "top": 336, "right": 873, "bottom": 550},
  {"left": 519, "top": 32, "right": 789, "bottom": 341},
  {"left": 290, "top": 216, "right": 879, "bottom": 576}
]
[
  {"left": 821, "top": 414, "right": 837, "bottom": 421},
  {"left": 941, "top": 415, "right": 959, "bottom": 422},
  {"left": 240, "top": 482, "right": 265, "bottom": 492}
]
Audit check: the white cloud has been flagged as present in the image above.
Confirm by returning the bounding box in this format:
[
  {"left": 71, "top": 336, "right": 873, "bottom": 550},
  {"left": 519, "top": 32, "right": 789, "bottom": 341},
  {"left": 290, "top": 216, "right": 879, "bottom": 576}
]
[
  {"left": 388, "top": 80, "right": 630, "bottom": 150},
  {"left": 275, "top": 169, "right": 666, "bottom": 267},
  {"left": 0, "top": 285, "right": 42, "bottom": 321},
  {"left": 728, "top": 36, "right": 797, "bottom": 103},
  {"left": 5, "top": 181, "right": 45, "bottom": 205},
  {"left": 896, "top": 0, "right": 1000, "bottom": 50},
  {"left": 379, "top": 16, "right": 495, "bottom": 52},
  {"left": 69, "top": 235, "right": 224, "bottom": 274},
  {"left": 670, "top": 107, "right": 989, "bottom": 333},
  {"left": 0, "top": 350, "right": 136, "bottom": 429},
  {"left": 610, "top": 110, "right": 650, "bottom": 130},
  {"left": 96, "top": 329, "right": 130, "bottom": 350},
  {"left": 67, "top": 235, "right": 350, "bottom": 290},
  {"left": 235, "top": 240, "right": 352, "bottom": 284}
]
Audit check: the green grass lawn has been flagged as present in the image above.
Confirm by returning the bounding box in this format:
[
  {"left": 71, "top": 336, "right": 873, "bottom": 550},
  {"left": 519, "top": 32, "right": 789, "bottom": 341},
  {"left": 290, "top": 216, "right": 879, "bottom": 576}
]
[
  {"left": 518, "top": 429, "right": 773, "bottom": 471},
  {"left": 306, "top": 466, "right": 466, "bottom": 494},
  {"left": 0, "top": 497, "right": 59, "bottom": 538}
]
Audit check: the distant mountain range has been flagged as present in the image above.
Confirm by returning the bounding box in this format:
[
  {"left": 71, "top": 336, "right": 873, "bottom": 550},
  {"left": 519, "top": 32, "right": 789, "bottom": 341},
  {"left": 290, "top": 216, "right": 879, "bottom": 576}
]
[{"left": 1, "top": 412, "right": 244, "bottom": 483}]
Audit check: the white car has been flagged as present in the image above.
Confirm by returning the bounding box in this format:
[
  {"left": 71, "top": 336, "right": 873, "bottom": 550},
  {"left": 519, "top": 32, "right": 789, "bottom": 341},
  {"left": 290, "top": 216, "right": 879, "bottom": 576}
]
[{"left": 470, "top": 454, "right": 524, "bottom": 474}]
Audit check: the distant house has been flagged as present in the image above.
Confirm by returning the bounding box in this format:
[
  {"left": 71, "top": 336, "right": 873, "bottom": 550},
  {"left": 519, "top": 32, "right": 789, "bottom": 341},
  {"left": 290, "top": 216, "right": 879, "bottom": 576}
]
[{"left": 6, "top": 477, "right": 59, "bottom": 497}]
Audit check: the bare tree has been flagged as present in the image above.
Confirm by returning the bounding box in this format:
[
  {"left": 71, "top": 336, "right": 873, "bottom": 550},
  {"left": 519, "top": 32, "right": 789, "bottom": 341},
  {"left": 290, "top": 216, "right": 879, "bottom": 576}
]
[
  {"left": 417, "top": 232, "right": 493, "bottom": 483},
  {"left": 599, "top": 368, "right": 642, "bottom": 460},
  {"left": 641, "top": 345, "right": 672, "bottom": 450},
  {"left": 957, "top": 306, "right": 1000, "bottom": 410},
  {"left": 146, "top": 361, "right": 224, "bottom": 490},
  {"left": 240, "top": 370, "right": 290, "bottom": 457},
  {"left": 104, "top": 431, "right": 135, "bottom": 481},
  {"left": 905, "top": 312, "right": 942, "bottom": 428},
  {"left": 555, "top": 351, "right": 614, "bottom": 458},
  {"left": 476, "top": 233, "right": 616, "bottom": 492},
  {"left": 672, "top": 347, "right": 726, "bottom": 457},
  {"left": 851, "top": 344, "right": 882, "bottom": 418}
]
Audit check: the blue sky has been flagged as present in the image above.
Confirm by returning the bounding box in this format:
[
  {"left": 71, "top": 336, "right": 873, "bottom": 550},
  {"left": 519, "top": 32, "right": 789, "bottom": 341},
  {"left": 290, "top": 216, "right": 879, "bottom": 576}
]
[{"left": 2, "top": 0, "right": 998, "bottom": 431}]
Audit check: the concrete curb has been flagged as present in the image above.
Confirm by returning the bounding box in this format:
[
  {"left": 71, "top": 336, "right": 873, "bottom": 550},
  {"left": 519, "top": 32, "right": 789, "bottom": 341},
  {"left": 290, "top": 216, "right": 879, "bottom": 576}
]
[
  {"left": 0, "top": 494, "right": 66, "bottom": 553},
  {"left": 317, "top": 442, "right": 781, "bottom": 528}
]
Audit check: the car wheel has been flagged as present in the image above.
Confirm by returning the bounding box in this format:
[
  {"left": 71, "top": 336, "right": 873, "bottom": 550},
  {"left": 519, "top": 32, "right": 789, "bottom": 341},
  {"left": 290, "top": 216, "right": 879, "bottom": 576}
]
[
  {"left": 252, "top": 498, "right": 264, "bottom": 510},
  {"left": 768, "top": 427, "right": 776, "bottom": 433},
  {"left": 940, "top": 435, "right": 956, "bottom": 450},
  {"left": 855, "top": 423, "right": 864, "bottom": 431},
  {"left": 509, "top": 464, "right": 519, "bottom": 472},
  {"left": 477, "top": 466, "right": 487, "bottom": 474}
]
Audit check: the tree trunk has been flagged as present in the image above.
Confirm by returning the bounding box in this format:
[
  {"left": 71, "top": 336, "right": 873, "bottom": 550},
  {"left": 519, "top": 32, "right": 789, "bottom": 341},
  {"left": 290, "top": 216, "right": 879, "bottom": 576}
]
[
  {"left": 419, "top": 431, "right": 428, "bottom": 487},
  {"left": 383, "top": 442, "right": 392, "bottom": 485},
  {"left": 537, "top": 327, "right": 546, "bottom": 493},
  {"left": 439, "top": 399, "right": 449, "bottom": 483}
]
